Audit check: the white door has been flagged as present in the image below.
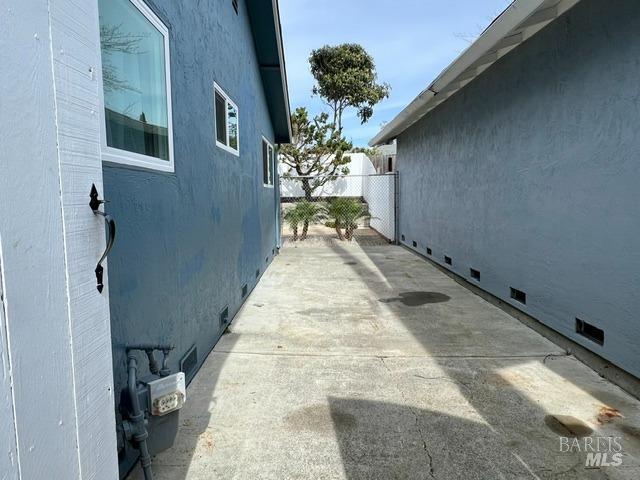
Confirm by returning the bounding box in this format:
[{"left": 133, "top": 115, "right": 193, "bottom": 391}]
[{"left": 0, "top": 0, "right": 118, "bottom": 478}]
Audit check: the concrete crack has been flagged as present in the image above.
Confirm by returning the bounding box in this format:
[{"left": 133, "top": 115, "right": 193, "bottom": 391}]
[
  {"left": 413, "top": 374, "right": 471, "bottom": 390},
  {"left": 423, "top": 441, "right": 435, "bottom": 478},
  {"left": 542, "top": 352, "right": 570, "bottom": 364},
  {"left": 379, "top": 357, "right": 436, "bottom": 479}
]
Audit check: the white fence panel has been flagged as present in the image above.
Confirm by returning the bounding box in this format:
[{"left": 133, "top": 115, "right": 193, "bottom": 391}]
[{"left": 363, "top": 174, "right": 395, "bottom": 241}]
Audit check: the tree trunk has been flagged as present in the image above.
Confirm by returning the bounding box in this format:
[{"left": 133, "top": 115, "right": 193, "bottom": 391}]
[
  {"left": 301, "top": 220, "right": 309, "bottom": 240},
  {"left": 301, "top": 178, "right": 313, "bottom": 201},
  {"left": 345, "top": 224, "right": 355, "bottom": 241},
  {"left": 335, "top": 223, "right": 344, "bottom": 241},
  {"left": 292, "top": 225, "right": 298, "bottom": 241}
]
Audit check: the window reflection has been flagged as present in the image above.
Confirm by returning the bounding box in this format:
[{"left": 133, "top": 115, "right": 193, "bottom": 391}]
[
  {"left": 98, "top": 0, "right": 170, "bottom": 161},
  {"left": 227, "top": 103, "right": 238, "bottom": 151},
  {"left": 214, "top": 85, "right": 239, "bottom": 154},
  {"left": 215, "top": 91, "right": 227, "bottom": 145}
]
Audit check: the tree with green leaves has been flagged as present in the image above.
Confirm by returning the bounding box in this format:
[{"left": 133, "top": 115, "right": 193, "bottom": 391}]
[
  {"left": 309, "top": 43, "right": 390, "bottom": 133},
  {"left": 279, "top": 107, "right": 353, "bottom": 201},
  {"left": 280, "top": 43, "right": 389, "bottom": 222}
]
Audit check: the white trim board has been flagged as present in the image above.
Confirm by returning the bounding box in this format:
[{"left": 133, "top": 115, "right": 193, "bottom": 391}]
[
  {"left": 0, "top": 236, "right": 19, "bottom": 480},
  {"left": 51, "top": 0, "right": 119, "bottom": 473},
  {"left": 0, "top": 0, "right": 119, "bottom": 477}
]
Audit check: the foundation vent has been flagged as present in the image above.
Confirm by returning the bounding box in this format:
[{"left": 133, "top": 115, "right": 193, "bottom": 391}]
[
  {"left": 241, "top": 283, "right": 248, "bottom": 298},
  {"left": 470, "top": 268, "right": 481, "bottom": 281},
  {"left": 510, "top": 287, "right": 526, "bottom": 305},
  {"left": 426, "top": 247, "right": 432, "bottom": 256},
  {"left": 576, "top": 318, "right": 604, "bottom": 346},
  {"left": 219, "top": 306, "right": 229, "bottom": 329},
  {"left": 180, "top": 345, "right": 198, "bottom": 384},
  {"left": 444, "top": 255, "right": 452, "bottom": 266},
  {"left": 412, "top": 241, "right": 417, "bottom": 248}
]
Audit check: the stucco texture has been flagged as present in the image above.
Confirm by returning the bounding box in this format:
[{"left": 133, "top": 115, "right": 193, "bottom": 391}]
[
  {"left": 397, "top": 0, "right": 640, "bottom": 378},
  {"left": 102, "top": 0, "right": 279, "bottom": 474}
]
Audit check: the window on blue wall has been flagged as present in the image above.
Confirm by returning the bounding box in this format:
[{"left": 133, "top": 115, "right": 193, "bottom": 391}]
[
  {"left": 262, "top": 138, "right": 274, "bottom": 186},
  {"left": 98, "top": 0, "right": 174, "bottom": 172},
  {"left": 214, "top": 83, "right": 239, "bottom": 156}
]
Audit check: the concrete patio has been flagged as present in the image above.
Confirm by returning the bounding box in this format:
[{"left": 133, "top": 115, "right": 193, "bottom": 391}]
[{"left": 131, "top": 242, "right": 640, "bottom": 479}]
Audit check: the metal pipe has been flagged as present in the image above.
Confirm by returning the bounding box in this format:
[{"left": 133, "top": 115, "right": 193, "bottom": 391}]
[
  {"left": 145, "top": 350, "right": 160, "bottom": 376},
  {"left": 126, "top": 344, "right": 173, "bottom": 352},
  {"left": 127, "top": 353, "right": 154, "bottom": 480}
]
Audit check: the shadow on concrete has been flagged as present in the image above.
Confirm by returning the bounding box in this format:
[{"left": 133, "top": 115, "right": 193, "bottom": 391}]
[
  {"left": 281, "top": 225, "right": 390, "bottom": 248},
  {"left": 327, "top": 242, "right": 639, "bottom": 479},
  {"left": 327, "top": 396, "right": 588, "bottom": 480}
]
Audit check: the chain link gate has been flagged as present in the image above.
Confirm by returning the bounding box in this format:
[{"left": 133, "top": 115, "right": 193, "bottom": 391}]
[{"left": 279, "top": 173, "right": 397, "bottom": 247}]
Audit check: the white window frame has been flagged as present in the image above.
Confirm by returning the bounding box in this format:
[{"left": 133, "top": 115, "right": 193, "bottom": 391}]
[
  {"left": 262, "top": 136, "right": 274, "bottom": 188},
  {"left": 98, "top": 0, "right": 175, "bottom": 173},
  {"left": 214, "top": 82, "right": 240, "bottom": 156}
]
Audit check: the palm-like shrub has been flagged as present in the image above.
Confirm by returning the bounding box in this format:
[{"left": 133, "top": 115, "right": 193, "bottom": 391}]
[
  {"left": 285, "top": 201, "right": 327, "bottom": 241},
  {"left": 295, "top": 201, "right": 327, "bottom": 240},
  {"left": 325, "top": 199, "right": 347, "bottom": 240},
  {"left": 283, "top": 206, "right": 302, "bottom": 241},
  {"left": 341, "top": 201, "right": 370, "bottom": 240},
  {"left": 326, "top": 198, "right": 370, "bottom": 241}
]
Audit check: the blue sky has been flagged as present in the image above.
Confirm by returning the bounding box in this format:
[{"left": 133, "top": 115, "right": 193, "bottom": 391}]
[{"left": 279, "top": 0, "right": 513, "bottom": 146}]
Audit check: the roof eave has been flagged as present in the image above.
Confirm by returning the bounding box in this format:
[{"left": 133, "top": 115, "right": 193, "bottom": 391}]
[
  {"left": 370, "top": 0, "right": 582, "bottom": 146},
  {"left": 270, "top": 0, "right": 292, "bottom": 143},
  {"left": 246, "top": 0, "right": 292, "bottom": 144}
]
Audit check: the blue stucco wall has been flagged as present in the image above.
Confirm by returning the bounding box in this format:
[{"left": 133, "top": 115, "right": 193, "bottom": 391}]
[
  {"left": 397, "top": 0, "right": 640, "bottom": 378},
  {"left": 102, "top": 0, "right": 279, "bottom": 472}
]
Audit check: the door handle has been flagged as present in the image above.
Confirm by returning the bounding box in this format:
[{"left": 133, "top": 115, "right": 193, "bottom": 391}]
[{"left": 90, "top": 184, "right": 116, "bottom": 293}]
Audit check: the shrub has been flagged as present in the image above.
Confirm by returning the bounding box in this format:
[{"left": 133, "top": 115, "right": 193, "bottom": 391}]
[{"left": 326, "top": 198, "right": 370, "bottom": 241}]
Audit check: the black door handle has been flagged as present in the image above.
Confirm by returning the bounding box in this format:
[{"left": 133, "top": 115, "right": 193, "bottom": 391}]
[{"left": 90, "top": 184, "right": 116, "bottom": 293}]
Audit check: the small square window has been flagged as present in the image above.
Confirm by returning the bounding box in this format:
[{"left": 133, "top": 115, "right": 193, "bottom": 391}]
[
  {"left": 214, "top": 83, "right": 239, "bottom": 155},
  {"left": 98, "top": 0, "right": 174, "bottom": 172},
  {"left": 262, "top": 138, "right": 274, "bottom": 186}
]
